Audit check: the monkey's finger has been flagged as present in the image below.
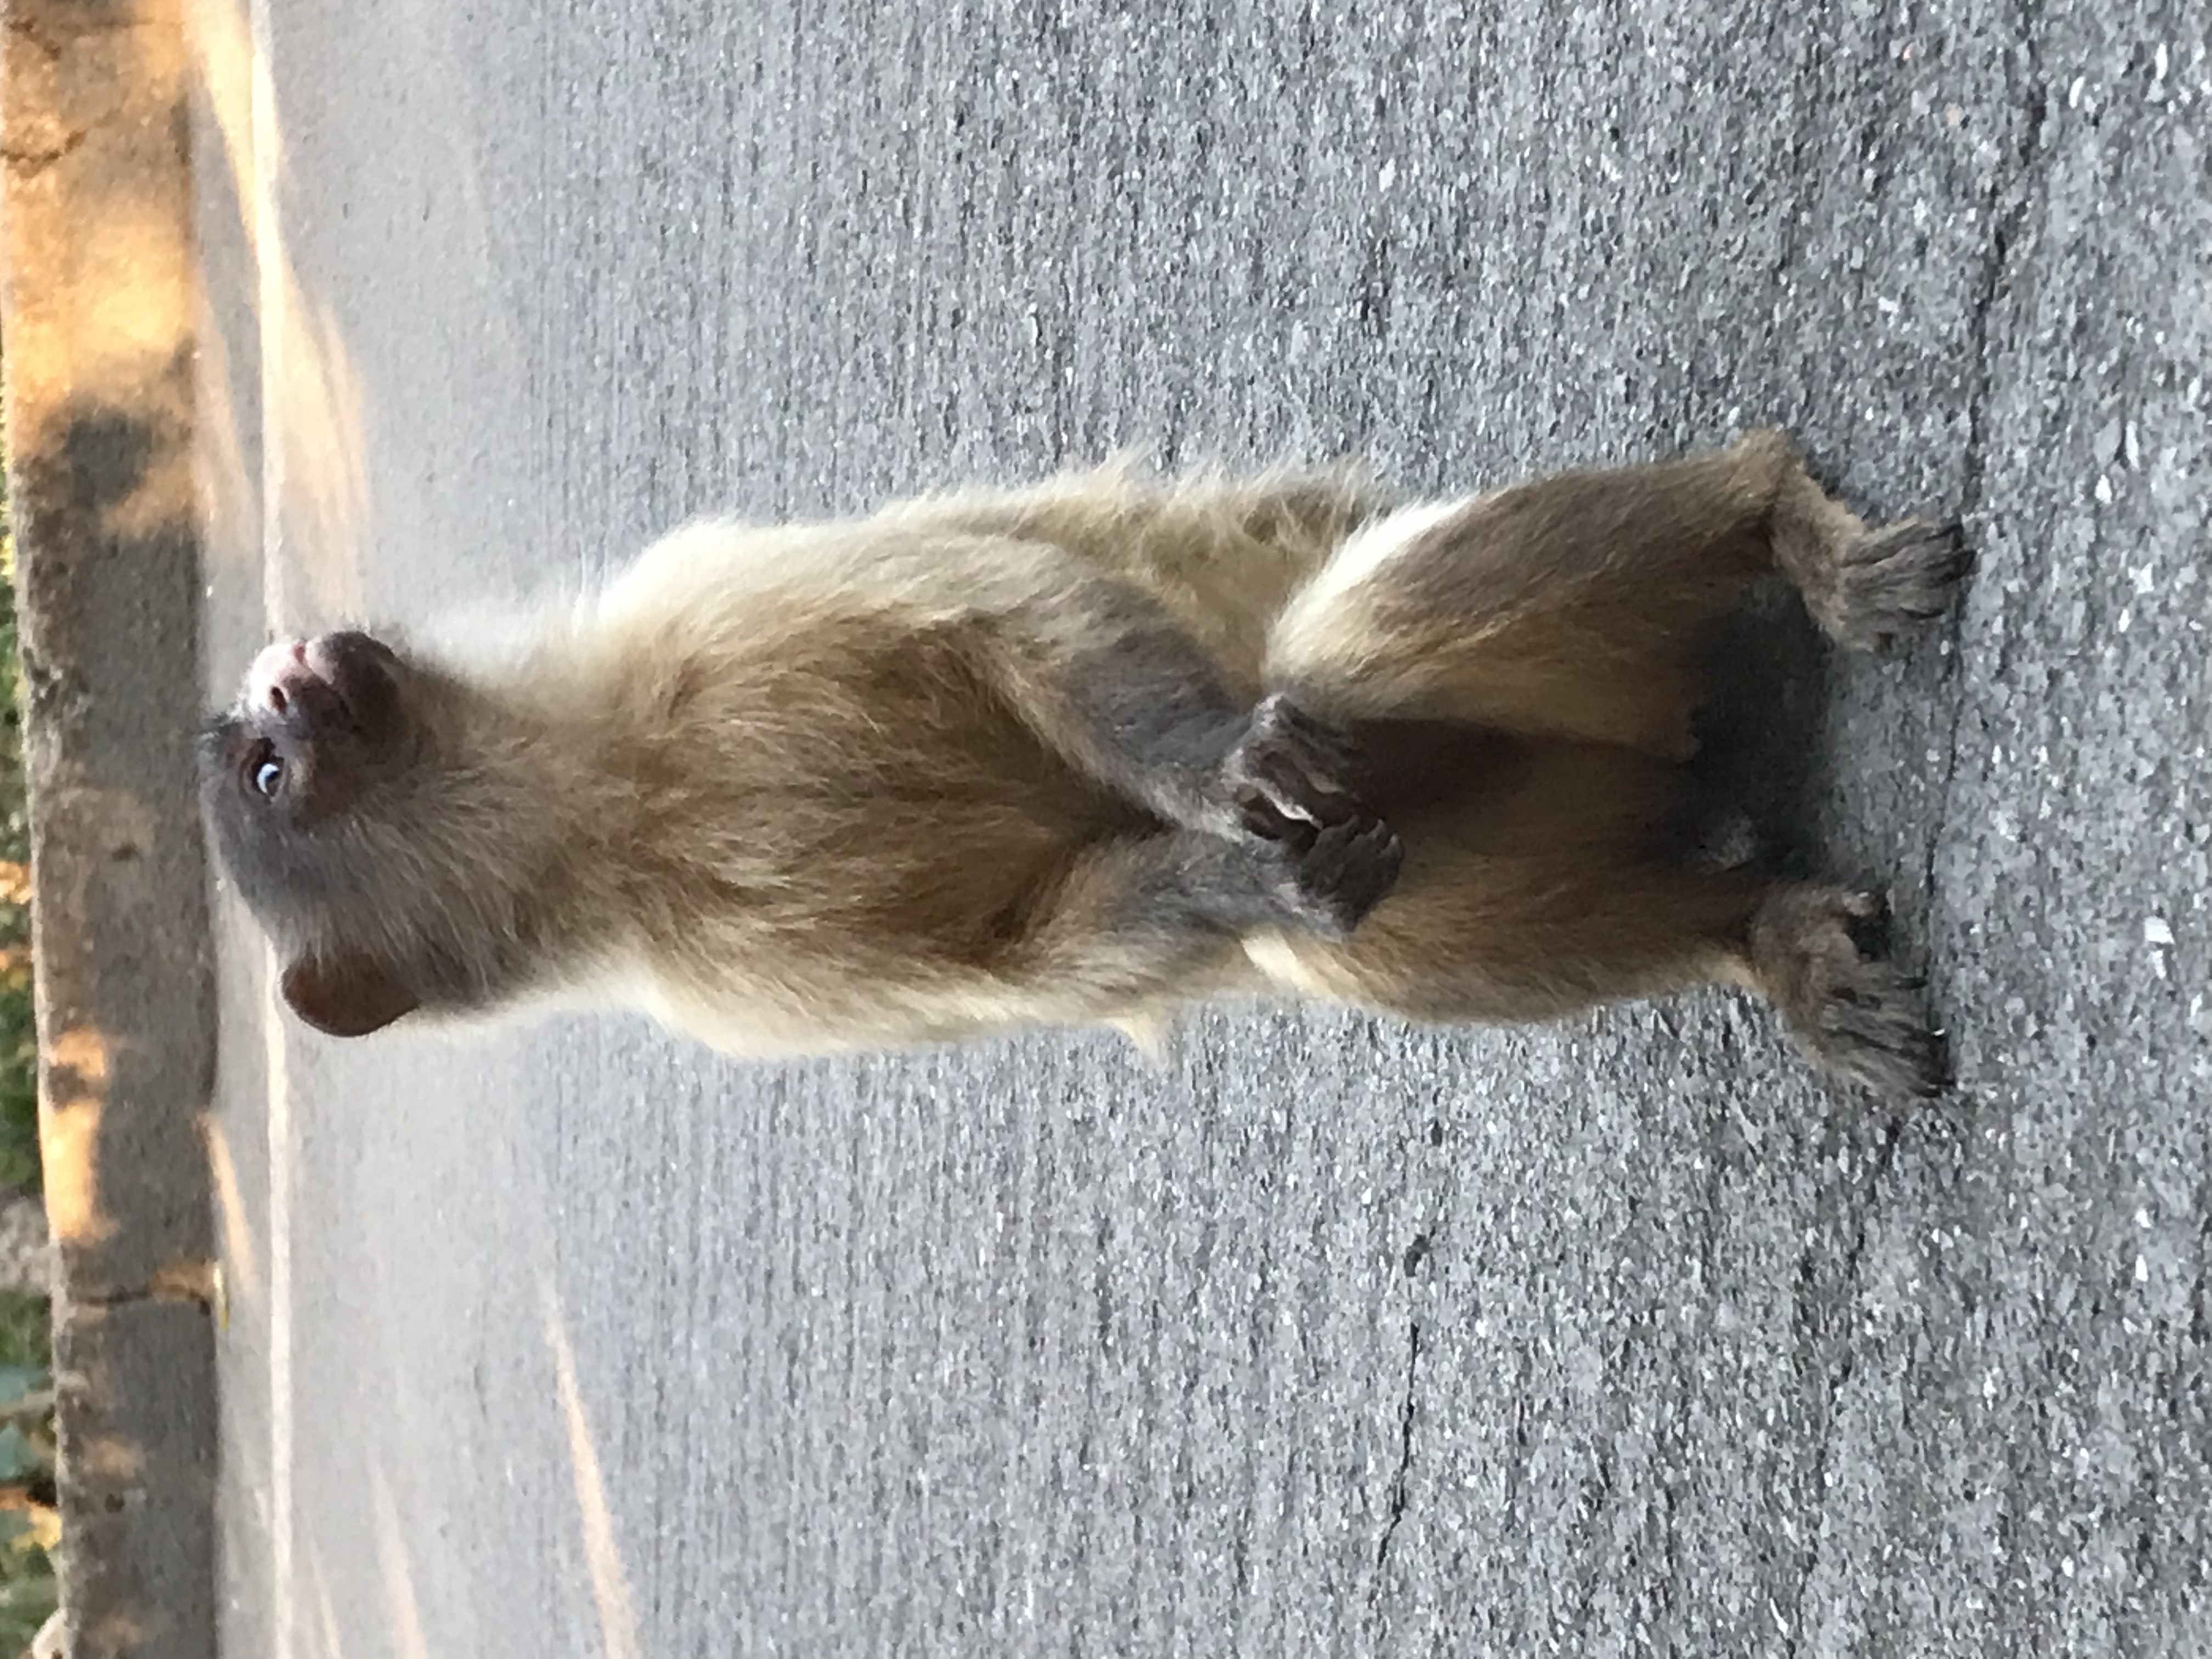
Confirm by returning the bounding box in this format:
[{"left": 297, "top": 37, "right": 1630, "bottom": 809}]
[
  {"left": 1242, "top": 693, "right": 1362, "bottom": 795},
  {"left": 1232, "top": 785, "right": 1320, "bottom": 851}
]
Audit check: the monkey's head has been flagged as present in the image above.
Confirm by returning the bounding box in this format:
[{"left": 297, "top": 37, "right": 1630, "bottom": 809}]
[{"left": 199, "top": 630, "right": 527, "bottom": 1040}]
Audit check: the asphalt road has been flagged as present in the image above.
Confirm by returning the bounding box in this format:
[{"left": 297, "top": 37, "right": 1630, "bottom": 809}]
[{"left": 199, "top": 1, "right": 2212, "bottom": 1654}]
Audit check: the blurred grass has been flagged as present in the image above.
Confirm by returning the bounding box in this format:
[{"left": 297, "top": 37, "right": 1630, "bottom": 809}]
[{"left": 0, "top": 385, "right": 60, "bottom": 1650}]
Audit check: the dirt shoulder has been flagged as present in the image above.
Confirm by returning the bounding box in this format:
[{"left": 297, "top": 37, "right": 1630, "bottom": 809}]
[{"left": 1, "top": 0, "right": 221, "bottom": 1654}]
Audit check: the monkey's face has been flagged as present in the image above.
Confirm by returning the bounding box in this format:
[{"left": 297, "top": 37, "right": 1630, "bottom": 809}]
[
  {"left": 207, "top": 631, "right": 415, "bottom": 825},
  {"left": 199, "top": 630, "right": 447, "bottom": 1038}
]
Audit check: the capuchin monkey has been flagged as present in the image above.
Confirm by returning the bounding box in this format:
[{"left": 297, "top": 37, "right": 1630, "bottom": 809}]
[{"left": 200, "top": 431, "right": 1970, "bottom": 1098}]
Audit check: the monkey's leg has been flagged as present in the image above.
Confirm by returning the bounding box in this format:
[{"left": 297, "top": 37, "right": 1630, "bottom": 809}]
[
  {"left": 1735, "top": 882, "right": 1947, "bottom": 1098},
  {"left": 1254, "top": 857, "right": 1944, "bottom": 1099},
  {"left": 1243, "top": 736, "right": 1944, "bottom": 1097},
  {"left": 1002, "top": 827, "right": 1396, "bottom": 1022},
  {"left": 1265, "top": 430, "right": 1969, "bottom": 757}
]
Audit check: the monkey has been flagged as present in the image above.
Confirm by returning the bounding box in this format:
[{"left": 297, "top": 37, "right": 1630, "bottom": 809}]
[{"left": 199, "top": 430, "right": 1968, "bottom": 1098}]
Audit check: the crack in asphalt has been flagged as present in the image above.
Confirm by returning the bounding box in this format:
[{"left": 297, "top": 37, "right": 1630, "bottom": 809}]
[
  {"left": 1792, "top": 35, "right": 2055, "bottom": 1646},
  {"left": 1367, "top": 1118, "right": 1459, "bottom": 1622},
  {"left": 1370, "top": 1315, "right": 1423, "bottom": 1594},
  {"left": 67, "top": 1284, "right": 221, "bottom": 1314},
  {"left": 1, "top": 126, "right": 88, "bottom": 176},
  {"left": 1789, "top": 30, "right": 2054, "bottom": 1633},
  {"left": 1931, "top": 5, "right": 2053, "bottom": 910}
]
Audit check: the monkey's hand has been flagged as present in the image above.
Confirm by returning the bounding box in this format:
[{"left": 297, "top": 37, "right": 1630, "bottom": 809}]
[{"left": 1223, "top": 693, "right": 1405, "bottom": 937}]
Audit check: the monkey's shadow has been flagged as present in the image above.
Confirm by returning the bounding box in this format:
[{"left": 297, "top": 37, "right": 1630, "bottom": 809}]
[{"left": 1685, "top": 580, "right": 1839, "bottom": 877}]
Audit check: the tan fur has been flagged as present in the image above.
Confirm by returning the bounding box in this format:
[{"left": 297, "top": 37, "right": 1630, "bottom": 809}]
[
  {"left": 532, "top": 521, "right": 1217, "bottom": 1052},
  {"left": 206, "top": 432, "right": 1965, "bottom": 1094},
  {"left": 448, "top": 462, "right": 1383, "bottom": 1055}
]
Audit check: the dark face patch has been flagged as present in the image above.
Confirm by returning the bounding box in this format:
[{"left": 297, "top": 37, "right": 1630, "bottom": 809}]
[
  {"left": 218, "top": 631, "right": 413, "bottom": 819},
  {"left": 197, "top": 629, "right": 439, "bottom": 936},
  {"left": 197, "top": 633, "right": 548, "bottom": 1036}
]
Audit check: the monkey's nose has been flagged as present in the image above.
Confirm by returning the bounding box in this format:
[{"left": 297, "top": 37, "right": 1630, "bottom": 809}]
[{"left": 245, "top": 639, "right": 312, "bottom": 713}]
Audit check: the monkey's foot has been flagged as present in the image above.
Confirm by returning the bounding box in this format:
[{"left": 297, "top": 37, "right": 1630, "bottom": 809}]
[
  {"left": 1224, "top": 693, "right": 1403, "bottom": 936},
  {"left": 1747, "top": 885, "right": 1948, "bottom": 1100},
  {"left": 1820, "top": 517, "right": 1972, "bottom": 651}
]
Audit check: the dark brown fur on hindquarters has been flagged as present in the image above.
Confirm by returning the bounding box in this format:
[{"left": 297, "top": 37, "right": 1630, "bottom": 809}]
[{"left": 1258, "top": 428, "right": 1970, "bottom": 1098}]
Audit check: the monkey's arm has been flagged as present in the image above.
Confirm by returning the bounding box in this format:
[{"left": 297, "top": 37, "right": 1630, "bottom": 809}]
[
  {"left": 889, "top": 464, "right": 1381, "bottom": 599},
  {"left": 644, "top": 820, "right": 1395, "bottom": 1058},
  {"left": 977, "top": 572, "right": 1404, "bottom": 933},
  {"left": 992, "top": 576, "right": 1257, "bottom": 831},
  {"left": 998, "top": 826, "right": 1395, "bottom": 1008}
]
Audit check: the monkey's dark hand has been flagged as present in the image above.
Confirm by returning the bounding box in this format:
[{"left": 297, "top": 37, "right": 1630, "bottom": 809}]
[{"left": 1223, "top": 692, "right": 1405, "bottom": 936}]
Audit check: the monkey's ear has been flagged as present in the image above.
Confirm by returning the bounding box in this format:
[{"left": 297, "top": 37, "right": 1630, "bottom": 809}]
[{"left": 279, "top": 951, "right": 421, "bottom": 1037}]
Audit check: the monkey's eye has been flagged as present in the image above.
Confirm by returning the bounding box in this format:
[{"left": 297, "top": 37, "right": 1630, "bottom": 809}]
[{"left": 246, "top": 746, "right": 285, "bottom": 800}]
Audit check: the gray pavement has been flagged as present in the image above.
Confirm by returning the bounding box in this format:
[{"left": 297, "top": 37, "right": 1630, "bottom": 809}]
[{"left": 201, "top": 1, "right": 2212, "bottom": 1654}]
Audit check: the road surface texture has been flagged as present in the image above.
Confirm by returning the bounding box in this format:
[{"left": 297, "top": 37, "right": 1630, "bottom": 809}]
[{"left": 200, "top": 1, "right": 2210, "bottom": 1655}]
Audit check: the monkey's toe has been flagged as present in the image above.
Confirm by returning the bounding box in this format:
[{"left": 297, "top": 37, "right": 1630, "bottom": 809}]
[
  {"left": 1807, "top": 957, "right": 1950, "bottom": 1099},
  {"left": 1749, "top": 884, "right": 1949, "bottom": 1101},
  {"left": 1229, "top": 695, "right": 1403, "bottom": 936},
  {"left": 1823, "top": 518, "right": 1973, "bottom": 651}
]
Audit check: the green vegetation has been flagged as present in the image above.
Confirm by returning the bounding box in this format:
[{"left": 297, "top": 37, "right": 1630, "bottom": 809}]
[
  {"left": 0, "top": 398, "right": 60, "bottom": 1650},
  {"left": 0, "top": 465, "right": 36, "bottom": 1193}
]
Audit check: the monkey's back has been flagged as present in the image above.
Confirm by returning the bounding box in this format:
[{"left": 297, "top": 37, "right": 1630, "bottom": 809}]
[{"left": 877, "top": 460, "right": 1373, "bottom": 692}]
